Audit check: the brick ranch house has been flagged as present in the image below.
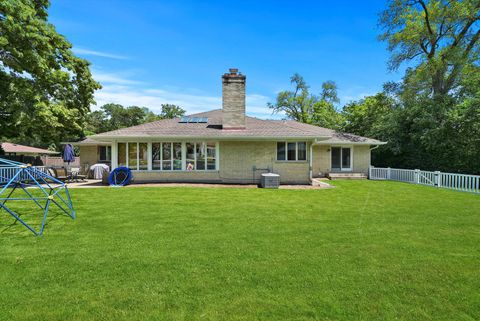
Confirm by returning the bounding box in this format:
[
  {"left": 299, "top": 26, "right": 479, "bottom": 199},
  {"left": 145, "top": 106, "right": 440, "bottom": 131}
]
[{"left": 76, "top": 69, "right": 386, "bottom": 184}]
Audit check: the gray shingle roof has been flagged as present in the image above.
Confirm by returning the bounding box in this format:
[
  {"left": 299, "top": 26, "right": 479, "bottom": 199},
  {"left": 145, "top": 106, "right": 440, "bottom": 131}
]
[{"left": 90, "top": 109, "right": 385, "bottom": 145}]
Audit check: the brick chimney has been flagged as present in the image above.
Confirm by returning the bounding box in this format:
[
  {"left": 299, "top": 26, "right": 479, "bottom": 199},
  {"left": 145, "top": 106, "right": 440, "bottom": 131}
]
[{"left": 222, "top": 68, "right": 246, "bottom": 129}]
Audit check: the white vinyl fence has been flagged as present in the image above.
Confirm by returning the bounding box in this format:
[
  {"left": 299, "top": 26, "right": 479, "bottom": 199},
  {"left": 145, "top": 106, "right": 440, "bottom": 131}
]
[
  {"left": 0, "top": 166, "right": 49, "bottom": 185},
  {"left": 369, "top": 166, "right": 480, "bottom": 194}
]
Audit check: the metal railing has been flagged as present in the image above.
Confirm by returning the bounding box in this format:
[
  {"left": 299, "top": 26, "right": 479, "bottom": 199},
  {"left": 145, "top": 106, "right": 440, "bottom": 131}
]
[{"left": 369, "top": 166, "right": 480, "bottom": 194}]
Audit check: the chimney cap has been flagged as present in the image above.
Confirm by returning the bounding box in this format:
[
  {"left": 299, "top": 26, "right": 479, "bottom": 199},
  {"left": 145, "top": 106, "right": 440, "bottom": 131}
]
[{"left": 229, "top": 68, "right": 238, "bottom": 75}]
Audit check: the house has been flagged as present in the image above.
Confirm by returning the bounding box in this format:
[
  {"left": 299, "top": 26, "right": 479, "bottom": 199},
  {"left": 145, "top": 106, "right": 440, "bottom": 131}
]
[
  {"left": 79, "top": 69, "right": 386, "bottom": 184},
  {"left": 0, "top": 142, "right": 60, "bottom": 165},
  {"left": 0, "top": 142, "right": 59, "bottom": 157}
]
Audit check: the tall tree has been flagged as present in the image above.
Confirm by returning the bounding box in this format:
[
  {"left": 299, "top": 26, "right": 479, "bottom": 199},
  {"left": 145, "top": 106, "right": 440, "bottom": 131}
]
[
  {"left": 379, "top": 0, "right": 480, "bottom": 96},
  {"left": 268, "top": 74, "right": 344, "bottom": 129},
  {"left": 0, "top": 0, "right": 100, "bottom": 145},
  {"left": 159, "top": 104, "right": 186, "bottom": 119},
  {"left": 342, "top": 92, "right": 396, "bottom": 139}
]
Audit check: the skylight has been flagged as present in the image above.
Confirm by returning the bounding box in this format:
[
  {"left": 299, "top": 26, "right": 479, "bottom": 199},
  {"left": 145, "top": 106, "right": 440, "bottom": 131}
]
[{"left": 179, "top": 117, "right": 208, "bottom": 123}]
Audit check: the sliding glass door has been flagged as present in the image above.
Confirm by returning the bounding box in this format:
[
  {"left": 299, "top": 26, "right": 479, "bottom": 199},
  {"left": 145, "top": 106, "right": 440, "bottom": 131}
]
[{"left": 331, "top": 147, "right": 352, "bottom": 171}]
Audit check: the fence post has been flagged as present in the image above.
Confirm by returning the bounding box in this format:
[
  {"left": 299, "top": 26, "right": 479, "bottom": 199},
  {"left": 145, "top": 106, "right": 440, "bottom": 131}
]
[
  {"left": 387, "top": 167, "right": 391, "bottom": 180},
  {"left": 414, "top": 169, "right": 420, "bottom": 184},
  {"left": 369, "top": 165, "right": 373, "bottom": 179},
  {"left": 435, "top": 171, "right": 441, "bottom": 187}
]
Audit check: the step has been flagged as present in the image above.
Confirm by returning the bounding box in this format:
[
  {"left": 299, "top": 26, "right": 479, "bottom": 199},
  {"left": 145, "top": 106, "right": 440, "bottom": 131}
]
[
  {"left": 311, "top": 178, "right": 334, "bottom": 188},
  {"left": 326, "top": 172, "right": 368, "bottom": 180}
]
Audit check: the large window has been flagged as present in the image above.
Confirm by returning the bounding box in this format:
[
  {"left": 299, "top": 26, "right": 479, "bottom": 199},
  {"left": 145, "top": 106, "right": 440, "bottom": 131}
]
[
  {"left": 117, "top": 142, "right": 151, "bottom": 171},
  {"left": 139, "top": 143, "right": 148, "bottom": 170},
  {"left": 206, "top": 142, "right": 216, "bottom": 170},
  {"left": 117, "top": 142, "right": 218, "bottom": 171},
  {"left": 276, "top": 142, "right": 307, "bottom": 161},
  {"left": 173, "top": 143, "right": 182, "bottom": 170},
  {"left": 98, "top": 146, "right": 111, "bottom": 162},
  {"left": 128, "top": 143, "right": 137, "bottom": 170},
  {"left": 118, "top": 143, "right": 126, "bottom": 167},
  {"left": 185, "top": 142, "right": 214, "bottom": 171},
  {"left": 152, "top": 143, "right": 161, "bottom": 170},
  {"left": 162, "top": 143, "right": 172, "bottom": 170}
]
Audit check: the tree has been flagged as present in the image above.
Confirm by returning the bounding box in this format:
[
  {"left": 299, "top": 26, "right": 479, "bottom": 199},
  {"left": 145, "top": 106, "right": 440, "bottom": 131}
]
[
  {"left": 84, "top": 103, "right": 185, "bottom": 135},
  {"left": 374, "top": 0, "right": 480, "bottom": 174},
  {"left": 379, "top": 0, "right": 480, "bottom": 96},
  {"left": 342, "top": 93, "right": 396, "bottom": 138},
  {"left": 268, "top": 74, "right": 344, "bottom": 129},
  {"left": 159, "top": 104, "right": 185, "bottom": 119},
  {"left": 0, "top": 0, "right": 100, "bottom": 146}
]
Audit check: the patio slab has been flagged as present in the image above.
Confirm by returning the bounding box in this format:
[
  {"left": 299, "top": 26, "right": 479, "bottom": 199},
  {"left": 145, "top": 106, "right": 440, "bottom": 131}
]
[{"left": 65, "top": 180, "right": 332, "bottom": 189}]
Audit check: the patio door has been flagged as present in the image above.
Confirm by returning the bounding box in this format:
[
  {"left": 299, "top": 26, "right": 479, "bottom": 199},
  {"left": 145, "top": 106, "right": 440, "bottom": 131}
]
[{"left": 331, "top": 147, "right": 352, "bottom": 171}]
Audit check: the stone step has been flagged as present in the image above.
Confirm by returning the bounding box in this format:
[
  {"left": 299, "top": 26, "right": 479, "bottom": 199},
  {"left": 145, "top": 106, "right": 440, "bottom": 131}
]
[
  {"left": 326, "top": 172, "right": 368, "bottom": 180},
  {"left": 311, "top": 178, "right": 333, "bottom": 188}
]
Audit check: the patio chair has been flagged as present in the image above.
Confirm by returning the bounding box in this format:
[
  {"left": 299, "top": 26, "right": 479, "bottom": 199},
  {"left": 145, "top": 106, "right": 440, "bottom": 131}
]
[
  {"left": 70, "top": 167, "right": 87, "bottom": 181},
  {"left": 47, "top": 167, "right": 56, "bottom": 178},
  {"left": 53, "top": 168, "right": 69, "bottom": 182}
]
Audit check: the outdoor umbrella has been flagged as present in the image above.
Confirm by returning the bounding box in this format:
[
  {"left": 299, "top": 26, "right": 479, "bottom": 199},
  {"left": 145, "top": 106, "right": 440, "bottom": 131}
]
[{"left": 63, "top": 144, "right": 76, "bottom": 164}]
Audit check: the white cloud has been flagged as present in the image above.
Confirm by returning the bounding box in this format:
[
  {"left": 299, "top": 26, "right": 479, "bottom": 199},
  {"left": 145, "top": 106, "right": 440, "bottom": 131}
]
[
  {"left": 73, "top": 47, "right": 129, "bottom": 60},
  {"left": 92, "top": 71, "right": 141, "bottom": 85},
  {"left": 92, "top": 72, "right": 279, "bottom": 119}
]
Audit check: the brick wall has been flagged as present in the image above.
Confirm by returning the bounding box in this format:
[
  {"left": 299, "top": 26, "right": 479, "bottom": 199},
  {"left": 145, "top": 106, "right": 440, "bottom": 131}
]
[
  {"left": 353, "top": 145, "right": 371, "bottom": 174},
  {"left": 219, "top": 141, "right": 310, "bottom": 184},
  {"left": 129, "top": 141, "right": 311, "bottom": 184},
  {"left": 222, "top": 71, "right": 246, "bottom": 129},
  {"left": 132, "top": 171, "right": 221, "bottom": 183},
  {"left": 79, "top": 146, "right": 98, "bottom": 169},
  {"left": 312, "top": 144, "right": 371, "bottom": 176},
  {"left": 312, "top": 145, "right": 330, "bottom": 177}
]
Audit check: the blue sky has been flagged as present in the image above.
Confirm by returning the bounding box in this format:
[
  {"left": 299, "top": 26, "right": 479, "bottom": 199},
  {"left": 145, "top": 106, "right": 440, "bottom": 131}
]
[{"left": 49, "top": 0, "right": 402, "bottom": 118}]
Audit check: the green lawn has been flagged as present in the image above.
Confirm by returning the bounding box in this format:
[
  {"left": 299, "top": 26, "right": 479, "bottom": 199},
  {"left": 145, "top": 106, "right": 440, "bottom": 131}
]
[{"left": 0, "top": 181, "right": 479, "bottom": 321}]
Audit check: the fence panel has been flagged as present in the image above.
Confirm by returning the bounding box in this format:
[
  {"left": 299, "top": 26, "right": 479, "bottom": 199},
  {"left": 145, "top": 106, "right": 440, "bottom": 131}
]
[
  {"left": 0, "top": 166, "right": 49, "bottom": 185},
  {"left": 369, "top": 166, "right": 479, "bottom": 194}
]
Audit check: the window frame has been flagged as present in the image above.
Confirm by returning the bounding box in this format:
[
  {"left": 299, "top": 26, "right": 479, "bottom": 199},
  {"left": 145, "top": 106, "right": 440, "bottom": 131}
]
[
  {"left": 330, "top": 145, "right": 353, "bottom": 171},
  {"left": 117, "top": 141, "right": 219, "bottom": 172},
  {"left": 276, "top": 141, "right": 308, "bottom": 162},
  {"left": 98, "top": 145, "right": 112, "bottom": 162}
]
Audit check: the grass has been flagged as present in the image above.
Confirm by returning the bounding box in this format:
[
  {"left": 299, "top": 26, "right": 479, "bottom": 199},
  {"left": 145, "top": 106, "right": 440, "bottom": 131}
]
[{"left": 0, "top": 180, "right": 479, "bottom": 321}]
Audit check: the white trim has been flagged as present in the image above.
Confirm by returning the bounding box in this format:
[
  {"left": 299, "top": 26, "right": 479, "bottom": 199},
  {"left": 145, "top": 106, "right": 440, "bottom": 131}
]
[
  {"left": 111, "top": 141, "right": 118, "bottom": 169},
  {"left": 130, "top": 170, "right": 219, "bottom": 173},
  {"left": 181, "top": 142, "right": 186, "bottom": 170},
  {"left": 91, "top": 136, "right": 328, "bottom": 142},
  {"left": 126, "top": 142, "right": 129, "bottom": 168},
  {"left": 309, "top": 142, "right": 313, "bottom": 180},
  {"left": 315, "top": 141, "right": 387, "bottom": 146},
  {"left": 120, "top": 140, "right": 220, "bottom": 172},
  {"left": 215, "top": 142, "right": 220, "bottom": 171}
]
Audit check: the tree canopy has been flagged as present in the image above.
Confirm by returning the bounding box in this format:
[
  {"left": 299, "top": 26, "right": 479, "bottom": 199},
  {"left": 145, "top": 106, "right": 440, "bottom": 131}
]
[
  {"left": 84, "top": 103, "right": 185, "bottom": 135},
  {"left": 268, "top": 0, "right": 480, "bottom": 174},
  {"left": 0, "top": 0, "right": 100, "bottom": 145},
  {"left": 379, "top": 0, "right": 480, "bottom": 96},
  {"left": 268, "top": 74, "right": 344, "bottom": 130}
]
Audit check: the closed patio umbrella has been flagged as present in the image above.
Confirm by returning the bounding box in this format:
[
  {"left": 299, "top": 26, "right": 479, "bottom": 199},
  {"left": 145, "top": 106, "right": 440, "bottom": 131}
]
[{"left": 63, "top": 144, "right": 75, "bottom": 164}]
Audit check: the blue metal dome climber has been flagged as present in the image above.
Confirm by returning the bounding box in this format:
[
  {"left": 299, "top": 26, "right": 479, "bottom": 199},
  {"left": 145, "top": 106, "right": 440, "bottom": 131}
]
[{"left": 0, "top": 158, "right": 75, "bottom": 236}]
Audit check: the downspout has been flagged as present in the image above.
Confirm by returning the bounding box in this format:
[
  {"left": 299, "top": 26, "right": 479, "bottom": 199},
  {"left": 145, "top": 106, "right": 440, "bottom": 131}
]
[
  {"left": 370, "top": 145, "right": 380, "bottom": 151},
  {"left": 309, "top": 142, "right": 313, "bottom": 181}
]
